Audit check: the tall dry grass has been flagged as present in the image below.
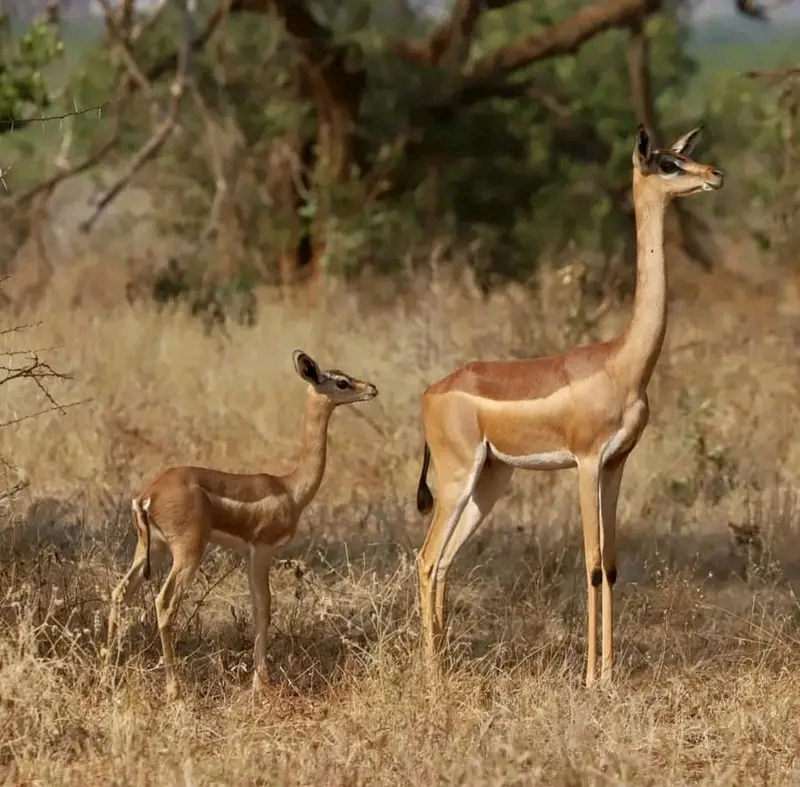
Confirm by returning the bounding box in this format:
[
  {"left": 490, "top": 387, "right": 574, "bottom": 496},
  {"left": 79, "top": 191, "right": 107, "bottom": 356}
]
[{"left": 1, "top": 257, "right": 799, "bottom": 785}]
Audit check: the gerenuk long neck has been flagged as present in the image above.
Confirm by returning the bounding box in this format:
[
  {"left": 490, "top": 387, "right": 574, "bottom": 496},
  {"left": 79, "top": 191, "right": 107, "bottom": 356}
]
[
  {"left": 285, "top": 388, "right": 335, "bottom": 511},
  {"left": 612, "top": 178, "right": 668, "bottom": 393}
]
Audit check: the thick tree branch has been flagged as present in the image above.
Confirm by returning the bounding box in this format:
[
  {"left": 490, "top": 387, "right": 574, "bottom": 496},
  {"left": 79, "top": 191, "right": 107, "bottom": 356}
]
[
  {"left": 395, "top": 0, "right": 793, "bottom": 77},
  {"left": 78, "top": 95, "right": 181, "bottom": 234},
  {"left": 96, "top": 0, "right": 159, "bottom": 114},
  {"left": 465, "top": 0, "right": 662, "bottom": 86},
  {"left": 626, "top": 17, "right": 716, "bottom": 268},
  {"left": 627, "top": 16, "right": 659, "bottom": 145},
  {"left": 414, "top": 0, "right": 664, "bottom": 113},
  {"left": 396, "top": 0, "right": 520, "bottom": 68}
]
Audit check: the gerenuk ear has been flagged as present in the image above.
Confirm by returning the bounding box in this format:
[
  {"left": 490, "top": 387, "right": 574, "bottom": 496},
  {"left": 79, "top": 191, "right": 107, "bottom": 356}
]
[
  {"left": 293, "top": 350, "right": 322, "bottom": 384},
  {"left": 669, "top": 126, "right": 702, "bottom": 157},
  {"left": 633, "top": 124, "right": 652, "bottom": 172}
]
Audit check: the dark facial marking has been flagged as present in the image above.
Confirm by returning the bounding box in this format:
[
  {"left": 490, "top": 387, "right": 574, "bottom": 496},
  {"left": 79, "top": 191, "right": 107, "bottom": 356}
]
[{"left": 636, "top": 124, "right": 651, "bottom": 160}]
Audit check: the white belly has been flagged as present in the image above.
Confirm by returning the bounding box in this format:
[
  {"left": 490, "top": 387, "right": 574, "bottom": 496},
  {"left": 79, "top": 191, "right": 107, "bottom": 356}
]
[{"left": 488, "top": 444, "right": 577, "bottom": 470}]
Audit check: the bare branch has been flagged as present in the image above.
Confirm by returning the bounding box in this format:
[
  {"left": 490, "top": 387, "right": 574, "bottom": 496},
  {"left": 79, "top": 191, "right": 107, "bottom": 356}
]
[
  {"left": 0, "top": 400, "right": 90, "bottom": 430},
  {"left": 0, "top": 478, "right": 30, "bottom": 503},
  {"left": 78, "top": 101, "right": 179, "bottom": 233},
  {"left": 79, "top": 1, "right": 195, "bottom": 233},
  {"left": 0, "top": 90, "right": 123, "bottom": 207},
  {"left": 130, "top": 0, "right": 171, "bottom": 42},
  {"left": 0, "top": 322, "right": 72, "bottom": 425},
  {"left": 418, "top": 0, "right": 661, "bottom": 116},
  {"left": 396, "top": 0, "right": 520, "bottom": 68},
  {"left": 0, "top": 318, "right": 86, "bottom": 431},
  {"left": 10, "top": 114, "right": 121, "bottom": 207},
  {"left": 448, "top": 0, "right": 662, "bottom": 104},
  {"left": 0, "top": 350, "right": 69, "bottom": 404},
  {"left": 142, "top": 0, "right": 348, "bottom": 86},
  {"left": 117, "top": 0, "right": 136, "bottom": 33},
  {"left": 95, "top": 0, "right": 160, "bottom": 116},
  {"left": 743, "top": 66, "right": 800, "bottom": 81},
  {"left": 0, "top": 98, "right": 118, "bottom": 134},
  {"left": 189, "top": 81, "right": 228, "bottom": 244}
]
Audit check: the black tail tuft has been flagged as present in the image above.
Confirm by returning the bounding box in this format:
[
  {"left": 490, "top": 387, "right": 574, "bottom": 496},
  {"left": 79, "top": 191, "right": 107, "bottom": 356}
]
[
  {"left": 143, "top": 510, "right": 152, "bottom": 580},
  {"left": 416, "top": 442, "right": 434, "bottom": 515},
  {"left": 133, "top": 498, "right": 153, "bottom": 580}
]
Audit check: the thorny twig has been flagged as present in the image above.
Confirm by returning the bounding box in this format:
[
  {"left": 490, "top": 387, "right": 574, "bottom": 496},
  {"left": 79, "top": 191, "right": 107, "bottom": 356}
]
[
  {"left": 0, "top": 322, "right": 86, "bottom": 430},
  {"left": 0, "top": 352, "right": 70, "bottom": 413},
  {"left": 0, "top": 400, "right": 90, "bottom": 431},
  {"left": 0, "top": 100, "right": 117, "bottom": 133},
  {"left": 0, "top": 321, "right": 88, "bottom": 498},
  {"left": 0, "top": 322, "right": 42, "bottom": 337},
  {"left": 0, "top": 0, "right": 169, "bottom": 202},
  {"left": 0, "top": 478, "right": 30, "bottom": 503},
  {"left": 0, "top": 94, "right": 123, "bottom": 204}
]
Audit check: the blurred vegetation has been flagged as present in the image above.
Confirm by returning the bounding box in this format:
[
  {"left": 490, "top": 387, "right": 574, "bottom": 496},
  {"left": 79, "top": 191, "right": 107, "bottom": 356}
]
[
  {"left": 65, "top": 2, "right": 696, "bottom": 286},
  {"left": 0, "top": 0, "right": 797, "bottom": 315},
  {"left": 0, "top": 9, "right": 63, "bottom": 131}
]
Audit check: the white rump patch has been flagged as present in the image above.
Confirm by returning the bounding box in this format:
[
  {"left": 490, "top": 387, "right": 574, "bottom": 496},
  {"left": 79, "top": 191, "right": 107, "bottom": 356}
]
[{"left": 131, "top": 496, "right": 149, "bottom": 514}]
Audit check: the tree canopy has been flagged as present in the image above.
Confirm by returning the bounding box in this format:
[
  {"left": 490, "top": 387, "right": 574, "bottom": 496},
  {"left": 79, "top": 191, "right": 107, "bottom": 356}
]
[{"left": 0, "top": 0, "right": 796, "bottom": 311}]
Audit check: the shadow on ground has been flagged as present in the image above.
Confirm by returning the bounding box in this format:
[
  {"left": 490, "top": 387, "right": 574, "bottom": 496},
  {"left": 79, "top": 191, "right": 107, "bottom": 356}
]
[{"left": 1, "top": 492, "right": 799, "bottom": 697}]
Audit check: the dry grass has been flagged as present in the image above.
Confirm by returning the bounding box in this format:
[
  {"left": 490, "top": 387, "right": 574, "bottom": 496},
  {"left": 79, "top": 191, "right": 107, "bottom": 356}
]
[{"left": 1, "top": 257, "right": 800, "bottom": 785}]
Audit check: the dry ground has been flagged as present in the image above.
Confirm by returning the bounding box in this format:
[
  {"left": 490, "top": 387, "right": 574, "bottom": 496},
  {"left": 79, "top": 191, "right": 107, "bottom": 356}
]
[{"left": 1, "top": 258, "right": 800, "bottom": 786}]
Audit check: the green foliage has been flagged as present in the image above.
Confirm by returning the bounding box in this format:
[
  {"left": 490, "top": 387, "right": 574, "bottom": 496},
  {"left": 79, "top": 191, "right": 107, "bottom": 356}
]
[
  {"left": 339, "top": 1, "right": 697, "bottom": 283},
  {"left": 700, "top": 67, "right": 797, "bottom": 262},
  {"left": 0, "top": 13, "right": 63, "bottom": 129},
  {"left": 52, "top": 1, "right": 798, "bottom": 298}
]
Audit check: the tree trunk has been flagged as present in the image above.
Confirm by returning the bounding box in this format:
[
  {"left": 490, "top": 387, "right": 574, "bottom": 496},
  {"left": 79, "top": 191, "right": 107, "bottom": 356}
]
[
  {"left": 289, "top": 44, "right": 366, "bottom": 305},
  {"left": 627, "top": 18, "right": 715, "bottom": 270}
]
